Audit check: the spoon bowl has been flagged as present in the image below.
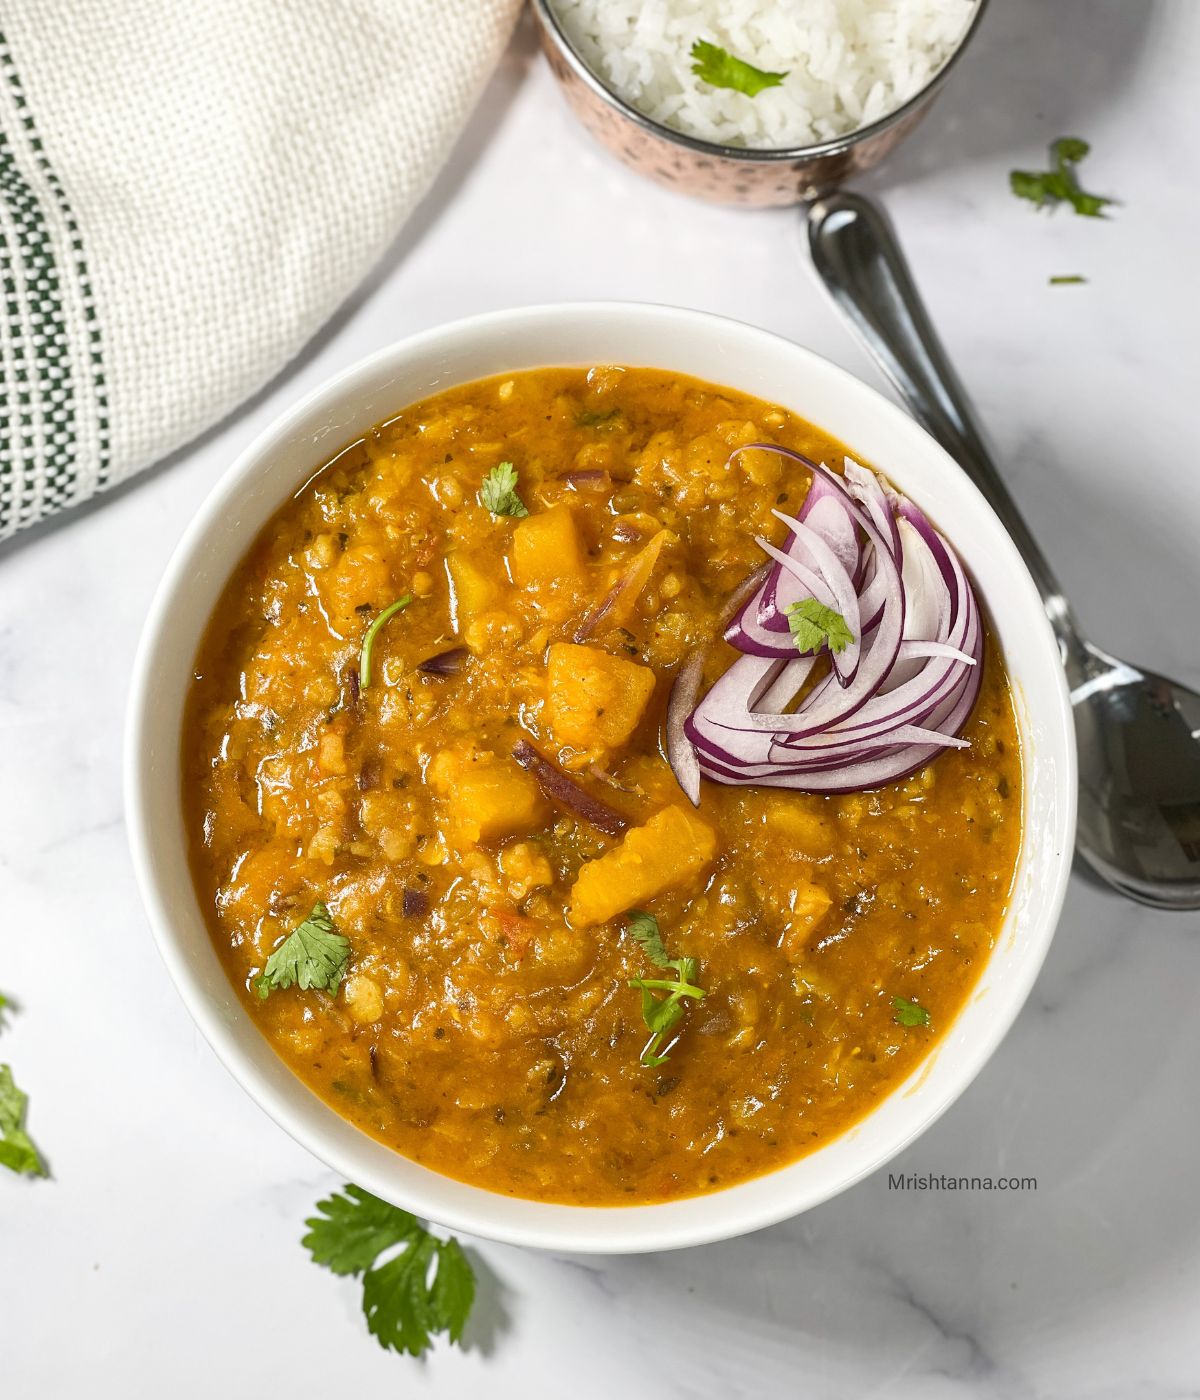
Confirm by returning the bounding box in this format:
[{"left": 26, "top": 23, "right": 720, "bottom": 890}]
[{"left": 1070, "top": 642, "right": 1200, "bottom": 909}]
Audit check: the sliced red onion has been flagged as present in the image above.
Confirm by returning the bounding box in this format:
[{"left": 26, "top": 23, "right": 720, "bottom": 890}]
[
  {"left": 512, "top": 740, "right": 629, "bottom": 836},
  {"left": 418, "top": 646, "right": 468, "bottom": 676},
  {"left": 665, "top": 649, "right": 705, "bottom": 805},
  {"left": 756, "top": 474, "right": 859, "bottom": 633},
  {"left": 563, "top": 470, "right": 612, "bottom": 492},
  {"left": 678, "top": 449, "right": 983, "bottom": 799},
  {"left": 724, "top": 463, "right": 864, "bottom": 664},
  {"left": 402, "top": 887, "right": 430, "bottom": 918}
]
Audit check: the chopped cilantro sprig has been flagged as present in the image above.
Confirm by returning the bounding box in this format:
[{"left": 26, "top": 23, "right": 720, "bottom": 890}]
[
  {"left": 1010, "top": 138, "right": 1112, "bottom": 218},
  {"left": 690, "top": 39, "right": 787, "bottom": 97},
  {"left": 303, "top": 1184, "right": 475, "bottom": 1358},
  {"left": 627, "top": 912, "right": 706, "bottom": 1068},
  {"left": 893, "top": 995, "right": 931, "bottom": 1029},
  {"left": 0, "top": 1063, "right": 46, "bottom": 1178},
  {"left": 255, "top": 902, "right": 350, "bottom": 1000},
  {"left": 0, "top": 994, "right": 46, "bottom": 1178},
  {"left": 479, "top": 462, "right": 529, "bottom": 518},
  {"left": 786, "top": 598, "right": 854, "bottom": 656},
  {"left": 359, "top": 594, "right": 413, "bottom": 690}
]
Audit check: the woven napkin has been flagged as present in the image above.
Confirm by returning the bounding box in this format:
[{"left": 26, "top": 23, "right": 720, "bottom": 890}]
[{"left": 0, "top": 0, "right": 521, "bottom": 539}]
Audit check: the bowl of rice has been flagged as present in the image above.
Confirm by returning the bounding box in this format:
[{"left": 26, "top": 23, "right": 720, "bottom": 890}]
[{"left": 532, "top": 0, "right": 987, "bottom": 206}]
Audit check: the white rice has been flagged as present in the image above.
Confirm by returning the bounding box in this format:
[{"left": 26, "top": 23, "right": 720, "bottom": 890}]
[{"left": 550, "top": 0, "right": 977, "bottom": 150}]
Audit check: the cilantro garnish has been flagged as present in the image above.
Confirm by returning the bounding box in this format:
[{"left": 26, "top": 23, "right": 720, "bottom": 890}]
[
  {"left": 785, "top": 598, "right": 854, "bottom": 656},
  {"left": 255, "top": 902, "right": 350, "bottom": 1000},
  {"left": 893, "top": 995, "right": 931, "bottom": 1028},
  {"left": 690, "top": 39, "right": 787, "bottom": 97},
  {"left": 303, "top": 1184, "right": 475, "bottom": 1358},
  {"left": 359, "top": 594, "right": 413, "bottom": 690},
  {"left": 1010, "top": 138, "right": 1112, "bottom": 218},
  {"left": 576, "top": 407, "right": 622, "bottom": 429},
  {"left": 1049, "top": 274, "right": 1087, "bottom": 285},
  {"left": 479, "top": 462, "right": 529, "bottom": 518},
  {"left": 0, "top": 1063, "right": 46, "bottom": 1177},
  {"left": 627, "top": 911, "right": 706, "bottom": 1068}
]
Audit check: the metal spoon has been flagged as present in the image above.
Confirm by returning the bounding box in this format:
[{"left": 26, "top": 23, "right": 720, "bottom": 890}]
[{"left": 808, "top": 190, "right": 1200, "bottom": 910}]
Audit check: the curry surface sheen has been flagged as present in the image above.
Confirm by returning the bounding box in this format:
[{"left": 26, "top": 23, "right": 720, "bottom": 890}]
[{"left": 183, "top": 366, "right": 1022, "bottom": 1205}]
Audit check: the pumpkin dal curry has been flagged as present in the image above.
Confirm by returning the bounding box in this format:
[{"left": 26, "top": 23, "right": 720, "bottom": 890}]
[{"left": 183, "top": 366, "right": 1021, "bottom": 1205}]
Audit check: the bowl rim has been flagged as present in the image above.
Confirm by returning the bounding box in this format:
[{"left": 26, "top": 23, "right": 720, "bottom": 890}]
[
  {"left": 530, "top": 0, "right": 992, "bottom": 167},
  {"left": 125, "top": 299, "right": 1076, "bottom": 1254}
]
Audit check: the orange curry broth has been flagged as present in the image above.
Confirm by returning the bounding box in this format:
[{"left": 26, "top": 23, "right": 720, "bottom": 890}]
[{"left": 183, "top": 366, "right": 1022, "bottom": 1205}]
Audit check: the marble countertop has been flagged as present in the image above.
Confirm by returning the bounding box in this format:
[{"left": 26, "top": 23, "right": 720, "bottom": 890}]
[{"left": 4, "top": 4, "right": 1199, "bottom": 1395}]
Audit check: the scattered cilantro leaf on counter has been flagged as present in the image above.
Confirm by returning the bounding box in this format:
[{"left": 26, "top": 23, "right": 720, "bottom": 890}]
[
  {"left": 303, "top": 1184, "right": 476, "bottom": 1358},
  {"left": 893, "top": 996, "right": 932, "bottom": 1029},
  {"left": 1010, "top": 138, "right": 1113, "bottom": 218},
  {"left": 1049, "top": 274, "right": 1087, "bottom": 285},
  {"left": 627, "top": 913, "right": 706, "bottom": 1067},
  {"left": 690, "top": 39, "right": 787, "bottom": 97},
  {"left": 479, "top": 461, "right": 529, "bottom": 518},
  {"left": 786, "top": 599, "right": 854, "bottom": 656},
  {"left": 255, "top": 902, "right": 350, "bottom": 999},
  {"left": 359, "top": 594, "right": 413, "bottom": 690},
  {"left": 0, "top": 1064, "right": 47, "bottom": 1178}
]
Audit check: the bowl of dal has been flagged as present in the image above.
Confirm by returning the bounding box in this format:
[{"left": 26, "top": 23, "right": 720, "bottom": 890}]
[{"left": 126, "top": 301, "right": 1075, "bottom": 1253}]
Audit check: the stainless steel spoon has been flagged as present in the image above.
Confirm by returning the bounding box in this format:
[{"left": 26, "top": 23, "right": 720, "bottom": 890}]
[{"left": 808, "top": 189, "right": 1200, "bottom": 910}]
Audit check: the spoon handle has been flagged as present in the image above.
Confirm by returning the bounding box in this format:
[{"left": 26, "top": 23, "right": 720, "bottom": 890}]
[{"left": 806, "top": 189, "right": 1075, "bottom": 643}]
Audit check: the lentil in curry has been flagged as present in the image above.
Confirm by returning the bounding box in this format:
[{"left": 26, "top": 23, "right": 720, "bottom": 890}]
[{"left": 183, "top": 366, "right": 1022, "bottom": 1205}]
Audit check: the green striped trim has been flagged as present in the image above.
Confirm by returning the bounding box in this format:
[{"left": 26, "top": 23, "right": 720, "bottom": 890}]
[
  {"left": 0, "top": 220, "right": 28, "bottom": 530},
  {"left": 0, "top": 29, "right": 108, "bottom": 535},
  {"left": 0, "top": 123, "right": 74, "bottom": 528}
]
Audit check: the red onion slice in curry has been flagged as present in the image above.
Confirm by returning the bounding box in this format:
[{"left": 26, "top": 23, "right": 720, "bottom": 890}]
[{"left": 512, "top": 740, "right": 630, "bottom": 836}]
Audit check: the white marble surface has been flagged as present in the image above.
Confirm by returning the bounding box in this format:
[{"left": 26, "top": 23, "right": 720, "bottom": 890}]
[{"left": 4, "top": 3, "right": 1200, "bottom": 1395}]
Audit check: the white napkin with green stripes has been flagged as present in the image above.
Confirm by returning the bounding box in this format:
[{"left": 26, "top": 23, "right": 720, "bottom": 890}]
[{"left": 0, "top": 0, "right": 521, "bottom": 539}]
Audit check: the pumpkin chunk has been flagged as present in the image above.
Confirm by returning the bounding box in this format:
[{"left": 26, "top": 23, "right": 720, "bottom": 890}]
[
  {"left": 511, "top": 504, "right": 586, "bottom": 594},
  {"left": 778, "top": 883, "right": 834, "bottom": 963},
  {"left": 567, "top": 805, "right": 718, "bottom": 927},
  {"left": 447, "top": 552, "right": 500, "bottom": 624},
  {"left": 547, "top": 642, "right": 656, "bottom": 751},
  {"left": 427, "top": 747, "right": 547, "bottom": 847}
]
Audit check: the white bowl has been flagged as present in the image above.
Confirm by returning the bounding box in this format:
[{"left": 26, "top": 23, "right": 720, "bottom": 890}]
[{"left": 126, "top": 302, "right": 1076, "bottom": 1254}]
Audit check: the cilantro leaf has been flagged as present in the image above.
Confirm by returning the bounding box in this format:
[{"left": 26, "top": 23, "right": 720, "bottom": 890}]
[
  {"left": 576, "top": 407, "right": 622, "bottom": 429},
  {"left": 691, "top": 39, "right": 787, "bottom": 97},
  {"left": 303, "top": 1184, "right": 476, "bottom": 1359},
  {"left": 1053, "top": 136, "right": 1090, "bottom": 165},
  {"left": 479, "top": 462, "right": 529, "bottom": 518},
  {"left": 302, "top": 1183, "right": 419, "bottom": 1274},
  {"left": 0, "top": 1064, "right": 46, "bottom": 1177},
  {"left": 1010, "top": 137, "right": 1113, "bottom": 218},
  {"left": 362, "top": 1234, "right": 440, "bottom": 1356},
  {"left": 359, "top": 594, "right": 413, "bottom": 690},
  {"left": 893, "top": 995, "right": 932, "bottom": 1028},
  {"left": 255, "top": 902, "right": 350, "bottom": 999},
  {"left": 429, "top": 1238, "right": 475, "bottom": 1345},
  {"left": 627, "top": 910, "right": 672, "bottom": 968},
  {"left": 786, "top": 598, "right": 854, "bottom": 656},
  {"left": 628, "top": 914, "right": 705, "bottom": 1067}
]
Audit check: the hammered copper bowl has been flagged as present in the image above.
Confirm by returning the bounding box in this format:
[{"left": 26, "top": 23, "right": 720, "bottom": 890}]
[{"left": 530, "top": 0, "right": 990, "bottom": 207}]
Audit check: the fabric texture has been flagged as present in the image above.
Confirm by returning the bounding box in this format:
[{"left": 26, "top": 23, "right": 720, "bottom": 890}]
[{"left": 0, "top": 0, "right": 521, "bottom": 538}]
